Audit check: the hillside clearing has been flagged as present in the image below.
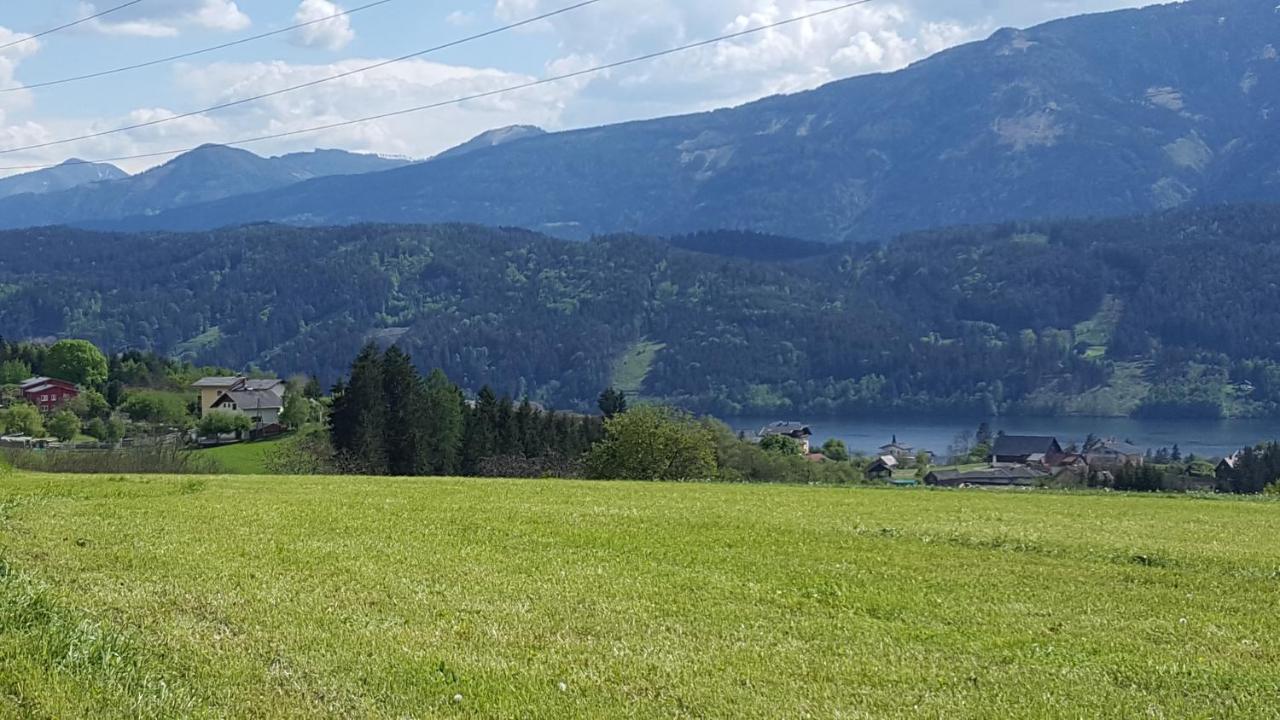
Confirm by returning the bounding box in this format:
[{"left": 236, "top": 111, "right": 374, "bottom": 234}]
[{"left": 0, "top": 474, "right": 1277, "bottom": 718}]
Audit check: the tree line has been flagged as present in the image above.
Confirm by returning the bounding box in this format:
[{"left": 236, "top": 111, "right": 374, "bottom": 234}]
[{"left": 328, "top": 344, "right": 604, "bottom": 477}]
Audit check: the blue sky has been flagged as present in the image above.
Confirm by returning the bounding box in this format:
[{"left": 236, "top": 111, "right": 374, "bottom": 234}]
[{"left": 0, "top": 0, "right": 1156, "bottom": 176}]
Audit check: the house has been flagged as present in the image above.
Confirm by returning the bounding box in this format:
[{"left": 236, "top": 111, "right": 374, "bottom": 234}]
[
  {"left": 758, "top": 422, "right": 813, "bottom": 453},
  {"left": 991, "top": 435, "right": 1063, "bottom": 466},
  {"left": 1085, "top": 440, "right": 1145, "bottom": 468},
  {"left": 193, "top": 376, "right": 247, "bottom": 416},
  {"left": 879, "top": 437, "right": 914, "bottom": 461},
  {"left": 1216, "top": 453, "right": 1240, "bottom": 481},
  {"left": 867, "top": 455, "right": 899, "bottom": 479},
  {"left": 193, "top": 376, "right": 288, "bottom": 428},
  {"left": 19, "top": 377, "right": 79, "bottom": 413},
  {"left": 925, "top": 467, "right": 1049, "bottom": 488}
]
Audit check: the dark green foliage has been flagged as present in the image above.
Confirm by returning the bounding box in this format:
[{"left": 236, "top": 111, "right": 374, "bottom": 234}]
[
  {"left": 597, "top": 387, "right": 627, "bottom": 418},
  {"left": 1112, "top": 464, "right": 1167, "bottom": 493},
  {"left": 821, "top": 439, "right": 850, "bottom": 462},
  {"left": 1218, "top": 443, "right": 1280, "bottom": 495},
  {"left": 329, "top": 346, "right": 599, "bottom": 478},
  {"left": 329, "top": 344, "right": 387, "bottom": 474},
  {"left": 9, "top": 205, "right": 1280, "bottom": 417}
]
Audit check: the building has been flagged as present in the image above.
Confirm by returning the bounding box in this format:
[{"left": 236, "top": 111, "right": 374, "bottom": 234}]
[
  {"left": 879, "top": 437, "right": 914, "bottom": 460},
  {"left": 19, "top": 377, "right": 79, "bottom": 413},
  {"left": 193, "top": 376, "right": 288, "bottom": 428},
  {"left": 1216, "top": 453, "right": 1240, "bottom": 481},
  {"left": 991, "top": 435, "right": 1063, "bottom": 466},
  {"left": 925, "top": 467, "right": 1049, "bottom": 488},
  {"left": 757, "top": 422, "right": 813, "bottom": 453},
  {"left": 193, "top": 376, "right": 246, "bottom": 416},
  {"left": 866, "top": 455, "right": 899, "bottom": 479},
  {"left": 1084, "top": 440, "right": 1145, "bottom": 468}
]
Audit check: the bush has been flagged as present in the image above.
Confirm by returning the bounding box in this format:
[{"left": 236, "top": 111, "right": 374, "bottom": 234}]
[
  {"left": 198, "top": 411, "right": 252, "bottom": 438},
  {"left": 0, "top": 403, "right": 44, "bottom": 437},
  {"left": 1, "top": 445, "right": 217, "bottom": 475},
  {"left": 264, "top": 428, "right": 337, "bottom": 475},
  {"left": 47, "top": 410, "right": 81, "bottom": 443},
  {"left": 121, "top": 392, "right": 192, "bottom": 428},
  {"left": 821, "top": 439, "right": 849, "bottom": 462},
  {"left": 760, "top": 435, "right": 803, "bottom": 456},
  {"left": 586, "top": 406, "right": 718, "bottom": 482}
]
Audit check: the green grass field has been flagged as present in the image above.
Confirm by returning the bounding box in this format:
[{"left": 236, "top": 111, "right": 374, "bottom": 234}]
[
  {"left": 195, "top": 433, "right": 296, "bottom": 474},
  {"left": 1, "top": 473, "right": 1278, "bottom": 718}
]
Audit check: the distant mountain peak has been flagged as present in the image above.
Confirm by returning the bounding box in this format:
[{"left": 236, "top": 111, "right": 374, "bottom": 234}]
[{"left": 434, "top": 125, "right": 547, "bottom": 160}]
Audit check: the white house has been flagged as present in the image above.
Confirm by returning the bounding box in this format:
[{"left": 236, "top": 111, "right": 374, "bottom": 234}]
[{"left": 193, "top": 377, "right": 287, "bottom": 428}]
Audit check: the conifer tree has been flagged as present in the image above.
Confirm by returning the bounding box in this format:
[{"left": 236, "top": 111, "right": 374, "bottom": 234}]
[
  {"left": 382, "top": 345, "right": 425, "bottom": 476},
  {"left": 330, "top": 343, "right": 388, "bottom": 474},
  {"left": 422, "top": 369, "right": 465, "bottom": 475}
]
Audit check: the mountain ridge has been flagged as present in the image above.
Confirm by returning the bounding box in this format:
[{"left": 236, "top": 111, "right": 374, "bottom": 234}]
[{"left": 69, "top": 0, "right": 1280, "bottom": 240}]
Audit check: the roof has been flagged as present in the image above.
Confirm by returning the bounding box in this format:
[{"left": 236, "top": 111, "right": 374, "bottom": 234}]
[
  {"left": 1089, "top": 440, "right": 1144, "bottom": 456},
  {"left": 242, "top": 378, "right": 285, "bottom": 392},
  {"left": 758, "top": 422, "right": 812, "bottom": 438},
  {"left": 213, "top": 389, "right": 284, "bottom": 411},
  {"left": 19, "top": 376, "right": 75, "bottom": 390},
  {"left": 992, "top": 435, "right": 1060, "bottom": 457},
  {"left": 192, "top": 376, "right": 246, "bottom": 389},
  {"left": 880, "top": 441, "right": 914, "bottom": 452},
  {"left": 927, "top": 467, "right": 1048, "bottom": 487}
]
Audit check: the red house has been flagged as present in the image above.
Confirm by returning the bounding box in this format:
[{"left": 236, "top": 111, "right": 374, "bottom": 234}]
[{"left": 19, "top": 377, "right": 79, "bottom": 413}]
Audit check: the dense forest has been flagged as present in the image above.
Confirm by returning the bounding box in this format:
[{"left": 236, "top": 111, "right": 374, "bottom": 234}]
[{"left": 4, "top": 205, "right": 1280, "bottom": 417}]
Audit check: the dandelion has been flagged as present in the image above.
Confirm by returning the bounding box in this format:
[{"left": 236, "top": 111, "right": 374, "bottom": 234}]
[
  {"left": 558, "top": 682, "right": 568, "bottom": 692},
  {"left": 452, "top": 694, "right": 463, "bottom": 704}
]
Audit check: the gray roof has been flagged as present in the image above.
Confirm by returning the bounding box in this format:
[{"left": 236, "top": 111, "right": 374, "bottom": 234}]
[
  {"left": 213, "top": 389, "right": 284, "bottom": 411},
  {"left": 927, "top": 467, "right": 1048, "bottom": 487},
  {"left": 1090, "top": 440, "right": 1144, "bottom": 456},
  {"left": 192, "top": 376, "right": 245, "bottom": 389},
  {"left": 759, "top": 422, "right": 812, "bottom": 438},
  {"left": 242, "top": 378, "right": 284, "bottom": 392}
]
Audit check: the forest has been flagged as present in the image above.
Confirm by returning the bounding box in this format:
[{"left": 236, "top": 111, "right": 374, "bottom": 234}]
[{"left": 3, "top": 204, "right": 1280, "bottom": 417}]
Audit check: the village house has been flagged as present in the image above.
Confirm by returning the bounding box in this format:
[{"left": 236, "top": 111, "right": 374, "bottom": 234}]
[
  {"left": 192, "top": 377, "right": 287, "bottom": 429},
  {"left": 866, "top": 455, "right": 899, "bottom": 479},
  {"left": 991, "top": 435, "right": 1063, "bottom": 466},
  {"left": 757, "top": 422, "right": 813, "bottom": 453},
  {"left": 19, "top": 377, "right": 79, "bottom": 413},
  {"left": 1084, "top": 440, "right": 1145, "bottom": 468}
]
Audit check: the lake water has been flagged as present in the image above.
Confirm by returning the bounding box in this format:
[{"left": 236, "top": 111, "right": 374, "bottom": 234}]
[{"left": 724, "top": 415, "right": 1280, "bottom": 460}]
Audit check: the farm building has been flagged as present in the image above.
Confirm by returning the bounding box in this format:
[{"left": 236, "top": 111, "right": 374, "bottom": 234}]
[
  {"left": 991, "top": 435, "right": 1063, "bottom": 466},
  {"left": 19, "top": 377, "right": 79, "bottom": 413},
  {"left": 925, "top": 467, "right": 1049, "bottom": 488},
  {"left": 1085, "top": 440, "right": 1145, "bottom": 468}
]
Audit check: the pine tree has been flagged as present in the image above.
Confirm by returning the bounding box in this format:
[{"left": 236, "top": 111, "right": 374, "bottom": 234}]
[
  {"left": 495, "top": 395, "right": 518, "bottom": 456},
  {"left": 330, "top": 343, "right": 387, "bottom": 474},
  {"left": 382, "top": 345, "right": 425, "bottom": 476},
  {"left": 422, "top": 369, "right": 465, "bottom": 475},
  {"left": 598, "top": 387, "right": 628, "bottom": 418},
  {"left": 515, "top": 400, "right": 537, "bottom": 457}
]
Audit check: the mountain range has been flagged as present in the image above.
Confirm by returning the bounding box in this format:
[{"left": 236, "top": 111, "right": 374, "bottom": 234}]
[
  {"left": 0, "top": 159, "right": 127, "bottom": 200},
  {"left": 0, "top": 0, "right": 1274, "bottom": 239},
  {"left": 0, "top": 146, "right": 408, "bottom": 227}
]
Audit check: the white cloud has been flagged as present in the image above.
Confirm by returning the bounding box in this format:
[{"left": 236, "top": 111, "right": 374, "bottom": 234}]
[
  {"left": 293, "top": 0, "right": 356, "bottom": 51},
  {"left": 82, "top": 0, "right": 251, "bottom": 37}
]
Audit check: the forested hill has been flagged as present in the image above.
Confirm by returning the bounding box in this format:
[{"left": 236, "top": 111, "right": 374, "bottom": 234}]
[
  {"left": 4, "top": 206, "right": 1280, "bottom": 417},
  {"left": 89, "top": 0, "right": 1280, "bottom": 241}
]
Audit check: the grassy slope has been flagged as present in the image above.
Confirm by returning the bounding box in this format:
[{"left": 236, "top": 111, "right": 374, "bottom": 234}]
[
  {"left": 610, "top": 340, "right": 665, "bottom": 398},
  {"left": 1, "top": 474, "right": 1278, "bottom": 718},
  {"left": 195, "top": 434, "right": 295, "bottom": 474}
]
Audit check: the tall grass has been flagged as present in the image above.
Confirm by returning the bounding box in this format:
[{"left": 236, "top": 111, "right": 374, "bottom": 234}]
[{"left": 1, "top": 445, "right": 217, "bottom": 475}]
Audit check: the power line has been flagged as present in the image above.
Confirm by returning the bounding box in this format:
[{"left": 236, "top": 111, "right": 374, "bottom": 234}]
[
  {"left": 0, "top": 0, "right": 876, "bottom": 173},
  {"left": 0, "top": 1, "right": 144, "bottom": 53},
  {"left": 1, "top": 0, "right": 400, "bottom": 94},
  {"left": 0, "top": 0, "right": 606, "bottom": 155}
]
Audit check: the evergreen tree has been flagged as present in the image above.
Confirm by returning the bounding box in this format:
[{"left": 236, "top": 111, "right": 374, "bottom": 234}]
[
  {"left": 422, "top": 369, "right": 465, "bottom": 475},
  {"left": 598, "top": 387, "right": 628, "bottom": 418},
  {"left": 382, "top": 345, "right": 425, "bottom": 476},
  {"left": 515, "top": 399, "right": 538, "bottom": 456},
  {"left": 495, "top": 395, "right": 518, "bottom": 456},
  {"left": 330, "top": 343, "right": 387, "bottom": 474}
]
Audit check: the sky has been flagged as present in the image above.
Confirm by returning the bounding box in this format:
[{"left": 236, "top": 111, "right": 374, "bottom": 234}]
[{"left": 0, "top": 0, "right": 1160, "bottom": 177}]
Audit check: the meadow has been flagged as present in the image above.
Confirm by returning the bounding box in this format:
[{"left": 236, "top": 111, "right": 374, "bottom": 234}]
[{"left": 0, "top": 472, "right": 1277, "bottom": 718}]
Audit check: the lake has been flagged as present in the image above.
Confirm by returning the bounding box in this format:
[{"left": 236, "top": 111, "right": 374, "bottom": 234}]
[{"left": 724, "top": 415, "right": 1280, "bottom": 460}]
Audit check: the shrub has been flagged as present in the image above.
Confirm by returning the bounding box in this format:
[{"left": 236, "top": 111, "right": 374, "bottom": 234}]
[
  {"left": 47, "top": 411, "right": 81, "bottom": 443},
  {"left": 198, "top": 411, "right": 252, "bottom": 438},
  {"left": 0, "top": 403, "right": 44, "bottom": 437},
  {"left": 121, "top": 392, "right": 192, "bottom": 428},
  {"left": 586, "top": 406, "right": 718, "bottom": 482},
  {"left": 760, "top": 435, "right": 803, "bottom": 456},
  {"left": 1, "top": 445, "right": 217, "bottom": 475}
]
